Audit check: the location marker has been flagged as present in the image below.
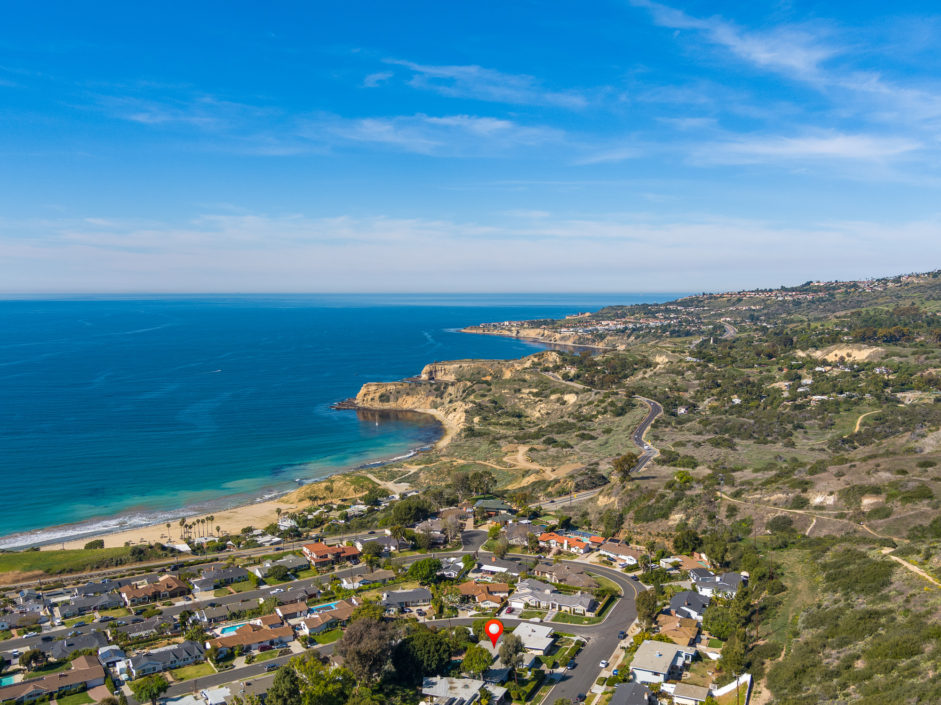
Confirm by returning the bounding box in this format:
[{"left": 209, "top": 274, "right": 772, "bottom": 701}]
[{"left": 485, "top": 618, "right": 504, "bottom": 648}]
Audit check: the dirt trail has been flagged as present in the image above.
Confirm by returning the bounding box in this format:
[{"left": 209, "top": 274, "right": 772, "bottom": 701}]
[
  {"left": 361, "top": 472, "right": 413, "bottom": 495},
  {"left": 805, "top": 516, "right": 817, "bottom": 536},
  {"left": 853, "top": 410, "right": 879, "bottom": 434},
  {"left": 881, "top": 548, "right": 941, "bottom": 588}
]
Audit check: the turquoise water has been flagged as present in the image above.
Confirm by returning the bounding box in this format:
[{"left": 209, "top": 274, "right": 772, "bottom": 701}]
[
  {"left": 0, "top": 293, "right": 681, "bottom": 546},
  {"left": 309, "top": 601, "right": 339, "bottom": 613},
  {"left": 220, "top": 623, "right": 249, "bottom": 635},
  {"left": 0, "top": 677, "right": 15, "bottom": 686}
]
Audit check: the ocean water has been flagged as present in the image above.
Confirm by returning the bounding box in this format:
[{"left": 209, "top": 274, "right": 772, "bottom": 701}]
[{"left": 0, "top": 294, "right": 680, "bottom": 547}]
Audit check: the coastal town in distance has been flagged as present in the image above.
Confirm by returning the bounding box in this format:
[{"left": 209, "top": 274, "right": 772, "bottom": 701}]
[{"left": 2, "top": 270, "right": 941, "bottom": 705}]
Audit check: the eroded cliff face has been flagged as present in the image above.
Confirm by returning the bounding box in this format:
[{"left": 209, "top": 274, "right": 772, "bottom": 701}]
[{"left": 462, "top": 325, "right": 615, "bottom": 349}]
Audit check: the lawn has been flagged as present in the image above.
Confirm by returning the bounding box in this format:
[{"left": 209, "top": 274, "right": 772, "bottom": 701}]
[
  {"left": 708, "top": 638, "right": 725, "bottom": 648},
  {"left": 550, "top": 595, "right": 616, "bottom": 625},
  {"left": 518, "top": 610, "right": 547, "bottom": 619},
  {"left": 171, "top": 662, "right": 216, "bottom": 681},
  {"left": 97, "top": 607, "right": 132, "bottom": 618},
  {"left": 313, "top": 628, "right": 344, "bottom": 645},
  {"left": 28, "top": 661, "right": 73, "bottom": 678},
  {"left": 294, "top": 568, "right": 319, "bottom": 580},
  {"left": 56, "top": 691, "right": 94, "bottom": 705},
  {"left": 0, "top": 547, "right": 140, "bottom": 576},
  {"left": 230, "top": 580, "right": 258, "bottom": 593},
  {"left": 251, "top": 649, "right": 284, "bottom": 663}
]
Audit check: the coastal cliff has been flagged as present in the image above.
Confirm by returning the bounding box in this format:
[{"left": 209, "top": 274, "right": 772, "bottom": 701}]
[{"left": 462, "top": 324, "right": 614, "bottom": 349}]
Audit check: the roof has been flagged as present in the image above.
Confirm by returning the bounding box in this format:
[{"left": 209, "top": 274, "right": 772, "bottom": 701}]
[
  {"left": 670, "top": 590, "right": 710, "bottom": 615},
  {"left": 130, "top": 641, "right": 204, "bottom": 672},
  {"left": 629, "top": 640, "right": 696, "bottom": 675},
  {"left": 599, "top": 542, "right": 642, "bottom": 560},
  {"left": 422, "top": 676, "right": 484, "bottom": 703},
  {"left": 0, "top": 661, "right": 104, "bottom": 702},
  {"left": 474, "top": 498, "right": 513, "bottom": 511},
  {"left": 276, "top": 601, "right": 309, "bottom": 617},
  {"left": 610, "top": 683, "right": 653, "bottom": 705},
  {"left": 209, "top": 623, "right": 294, "bottom": 650},
  {"left": 511, "top": 622, "right": 555, "bottom": 652},
  {"left": 382, "top": 588, "right": 432, "bottom": 606},
  {"left": 42, "top": 631, "right": 109, "bottom": 660},
  {"left": 672, "top": 683, "right": 710, "bottom": 701},
  {"left": 120, "top": 575, "right": 188, "bottom": 601}
]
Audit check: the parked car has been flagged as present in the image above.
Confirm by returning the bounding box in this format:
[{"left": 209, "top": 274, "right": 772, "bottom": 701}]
[
  {"left": 270, "top": 588, "right": 284, "bottom": 594},
  {"left": 617, "top": 631, "right": 626, "bottom": 639},
  {"left": 265, "top": 664, "right": 278, "bottom": 672},
  {"left": 73, "top": 621, "right": 86, "bottom": 627},
  {"left": 505, "top": 607, "right": 513, "bottom": 614},
  {"left": 259, "top": 645, "right": 272, "bottom": 652},
  {"left": 567, "top": 659, "right": 576, "bottom": 670},
  {"left": 415, "top": 609, "right": 425, "bottom": 616},
  {"left": 599, "top": 660, "right": 609, "bottom": 668},
  {"left": 574, "top": 695, "right": 585, "bottom": 703},
  {"left": 23, "top": 631, "right": 39, "bottom": 637},
  {"left": 98, "top": 616, "right": 114, "bottom": 623}
]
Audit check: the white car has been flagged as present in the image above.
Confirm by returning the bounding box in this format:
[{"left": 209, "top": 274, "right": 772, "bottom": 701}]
[
  {"left": 599, "top": 660, "right": 609, "bottom": 668},
  {"left": 23, "top": 631, "right": 39, "bottom": 638},
  {"left": 270, "top": 588, "right": 284, "bottom": 594}
]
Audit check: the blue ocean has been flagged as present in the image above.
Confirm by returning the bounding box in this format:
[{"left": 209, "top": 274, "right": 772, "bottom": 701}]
[{"left": 0, "top": 294, "right": 679, "bottom": 547}]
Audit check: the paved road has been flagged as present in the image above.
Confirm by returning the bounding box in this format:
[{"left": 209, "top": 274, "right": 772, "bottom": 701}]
[{"left": 720, "top": 322, "right": 738, "bottom": 340}]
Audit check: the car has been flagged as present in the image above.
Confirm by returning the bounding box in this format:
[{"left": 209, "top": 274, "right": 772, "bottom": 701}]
[
  {"left": 182, "top": 596, "right": 192, "bottom": 602},
  {"left": 505, "top": 607, "right": 513, "bottom": 614},
  {"left": 415, "top": 609, "right": 425, "bottom": 616},
  {"left": 41, "top": 635, "right": 53, "bottom": 642},
  {"left": 67, "top": 630, "right": 80, "bottom": 637},
  {"left": 599, "top": 660, "right": 609, "bottom": 668},
  {"left": 617, "top": 631, "right": 626, "bottom": 639},
  {"left": 259, "top": 645, "right": 272, "bottom": 652},
  {"left": 367, "top": 530, "right": 376, "bottom": 535},
  {"left": 270, "top": 588, "right": 284, "bottom": 594},
  {"left": 98, "top": 616, "right": 114, "bottom": 623},
  {"left": 23, "top": 631, "right": 38, "bottom": 637},
  {"left": 73, "top": 621, "right": 86, "bottom": 627},
  {"left": 574, "top": 695, "right": 585, "bottom": 703},
  {"left": 567, "top": 660, "right": 576, "bottom": 670},
  {"left": 113, "top": 691, "right": 121, "bottom": 697},
  {"left": 629, "top": 574, "right": 639, "bottom": 581},
  {"left": 402, "top": 608, "right": 412, "bottom": 614},
  {"left": 265, "top": 664, "right": 278, "bottom": 672},
  {"left": 274, "top": 547, "right": 283, "bottom": 552}
]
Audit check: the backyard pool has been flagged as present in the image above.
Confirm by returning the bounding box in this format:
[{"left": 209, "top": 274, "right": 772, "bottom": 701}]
[
  {"left": 0, "top": 677, "right": 15, "bottom": 686},
  {"left": 309, "top": 601, "right": 339, "bottom": 613},
  {"left": 219, "top": 622, "right": 249, "bottom": 635}
]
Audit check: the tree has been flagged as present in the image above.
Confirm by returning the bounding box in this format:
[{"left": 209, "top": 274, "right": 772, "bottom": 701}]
[
  {"left": 18, "top": 649, "right": 45, "bottom": 670},
  {"left": 84, "top": 539, "right": 105, "bottom": 550},
  {"left": 130, "top": 675, "right": 169, "bottom": 705},
  {"left": 393, "top": 625, "right": 452, "bottom": 682},
  {"left": 408, "top": 558, "right": 442, "bottom": 585},
  {"left": 462, "top": 554, "right": 477, "bottom": 572},
  {"left": 673, "top": 526, "right": 702, "bottom": 554},
  {"left": 526, "top": 533, "right": 540, "bottom": 554},
  {"left": 267, "top": 665, "right": 303, "bottom": 705},
  {"left": 334, "top": 617, "right": 396, "bottom": 683},
  {"left": 719, "top": 629, "right": 746, "bottom": 673},
  {"left": 493, "top": 536, "right": 510, "bottom": 559},
  {"left": 267, "top": 565, "right": 290, "bottom": 582},
  {"left": 612, "top": 453, "right": 639, "bottom": 480},
  {"left": 461, "top": 644, "right": 492, "bottom": 677},
  {"left": 351, "top": 601, "right": 386, "bottom": 623},
  {"left": 498, "top": 633, "right": 524, "bottom": 682},
  {"left": 635, "top": 589, "right": 658, "bottom": 628}
]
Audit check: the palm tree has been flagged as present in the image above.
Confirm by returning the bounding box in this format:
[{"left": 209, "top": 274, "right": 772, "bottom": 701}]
[
  {"left": 207, "top": 515, "right": 215, "bottom": 536},
  {"left": 216, "top": 525, "right": 221, "bottom": 536},
  {"left": 178, "top": 517, "right": 187, "bottom": 540},
  {"left": 165, "top": 523, "right": 171, "bottom": 540}
]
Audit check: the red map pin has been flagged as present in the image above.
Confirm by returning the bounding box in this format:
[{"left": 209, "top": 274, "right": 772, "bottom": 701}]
[{"left": 484, "top": 618, "right": 504, "bottom": 648}]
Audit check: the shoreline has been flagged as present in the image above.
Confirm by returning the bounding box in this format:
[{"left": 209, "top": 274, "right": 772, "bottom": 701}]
[
  {"left": 460, "top": 326, "right": 614, "bottom": 351},
  {"left": 1, "top": 410, "right": 448, "bottom": 552}
]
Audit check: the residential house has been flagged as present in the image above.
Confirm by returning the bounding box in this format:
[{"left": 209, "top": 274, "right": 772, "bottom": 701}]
[
  {"left": 301, "top": 542, "right": 361, "bottom": 568},
  {"left": 0, "top": 655, "right": 104, "bottom": 704},
  {"left": 597, "top": 542, "right": 643, "bottom": 566},
  {"left": 298, "top": 599, "right": 357, "bottom": 636},
  {"left": 509, "top": 579, "right": 596, "bottom": 616},
  {"left": 669, "top": 591, "right": 710, "bottom": 621},
  {"left": 510, "top": 622, "right": 555, "bottom": 654},
  {"left": 690, "top": 570, "right": 746, "bottom": 598},
  {"left": 196, "top": 566, "right": 250, "bottom": 591},
  {"left": 126, "top": 641, "right": 205, "bottom": 679},
  {"left": 537, "top": 533, "right": 589, "bottom": 554},
  {"left": 250, "top": 614, "right": 284, "bottom": 629},
  {"left": 71, "top": 581, "right": 115, "bottom": 598},
  {"left": 119, "top": 575, "right": 189, "bottom": 606},
  {"left": 354, "top": 536, "right": 409, "bottom": 555},
  {"left": 110, "top": 616, "right": 168, "bottom": 640},
  {"left": 609, "top": 683, "right": 656, "bottom": 705},
  {"left": 340, "top": 569, "right": 395, "bottom": 590},
  {"left": 413, "top": 519, "right": 447, "bottom": 545},
  {"left": 96, "top": 645, "right": 126, "bottom": 668},
  {"left": 274, "top": 602, "right": 309, "bottom": 622},
  {"left": 276, "top": 587, "right": 319, "bottom": 605},
  {"left": 629, "top": 640, "right": 697, "bottom": 684},
  {"left": 478, "top": 557, "right": 523, "bottom": 577},
  {"left": 421, "top": 677, "right": 508, "bottom": 705},
  {"left": 458, "top": 582, "right": 509, "bottom": 609},
  {"left": 381, "top": 588, "right": 432, "bottom": 613},
  {"left": 474, "top": 499, "right": 514, "bottom": 517},
  {"left": 207, "top": 624, "right": 294, "bottom": 656},
  {"left": 57, "top": 593, "right": 124, "bottom": 619},
  {"left": 250, "top": 554, "right": 310, "bottom": 580},
  {"left": 42, "top": 632, "right": 109, "bottom": 661},
  {"left": 530, "top": 561, "right": 598, "bottom": 590},
  {"left": 656, "top": 614, "right": 699, "bottom": 646},
  {"left": 503, "top": 523, "right": 544, "bottom": 547}
]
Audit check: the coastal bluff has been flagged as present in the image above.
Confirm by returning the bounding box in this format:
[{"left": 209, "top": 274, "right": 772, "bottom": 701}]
[
  {"left": 462, "top": 324, "right": 612, "bottom": 349},
  {"left": 353, "top": 354, "right": 559, "bottom": 447}
]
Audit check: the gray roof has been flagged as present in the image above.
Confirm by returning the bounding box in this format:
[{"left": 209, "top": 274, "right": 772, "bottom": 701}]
[
  {"left": 382, "top": 588, "right": 432, "bottom": 607},
  {"left": 474, "top": 498, "right": 513, "bottom": 512},
  {"left": 73, "top": 581, "right": 115, "bottom": 597},
  {"left": 201, "top": 566, "right": 249, "bottom": 583},
  {"left": 130, "top": 641, "right": 204, "bottom": 672},
  {"left": 43, "top": 631, "right": 109, "bottom": 660},
  {"left": 112, "top": 616, "right": 165, "bottom": 637},
  {"left": 610, "top": 683, "right": 653, "bottom": 705},
  {"left": 670, "top": 590, "right": 710, "bottom": 616},
  {"left": 672, "top": 683, "right": 710, "bottom": 702}
]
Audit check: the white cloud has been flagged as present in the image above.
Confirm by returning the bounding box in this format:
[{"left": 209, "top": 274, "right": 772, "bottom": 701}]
[
  {"left": 1, "top": 211, "right": 937, "bottom": 293},
  {"left": 697, "top": 132, "right": 922, "bottom": 164},
  {"left": 385, "top": 59, "right": 589, "bottom": 108},
  {"left": 363, "top": 71, "right": 393, "bottom": 88}
]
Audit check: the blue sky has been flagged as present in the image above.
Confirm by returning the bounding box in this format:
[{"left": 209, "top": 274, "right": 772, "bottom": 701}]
[{"left": 2, "top": 1, "right": 940, "bottom": 293}]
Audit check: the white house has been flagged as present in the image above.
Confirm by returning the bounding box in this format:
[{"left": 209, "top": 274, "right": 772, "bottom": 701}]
[{"left": 629, "top": 641, "right": 696, "bottom": 684}]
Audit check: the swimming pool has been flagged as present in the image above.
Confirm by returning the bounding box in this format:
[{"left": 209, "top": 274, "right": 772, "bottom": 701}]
[
  {"left": 219, "top": 622, "right": 248, "bottom": 635},
  {"left": 0, "top": 677, "right": 15, "bottom": 686},
  {"left": 309, "top": 601, "right": 339, "bottom": 613}
]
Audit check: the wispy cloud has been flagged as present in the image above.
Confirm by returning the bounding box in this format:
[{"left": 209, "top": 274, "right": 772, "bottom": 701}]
[
  {"left": 384, "top": 59, "right": 589, "bottom": 108},
  {"left": 363, "top": 71, "right": 393, "bottom": 88},
  {"left": 696, "top": 132, "right": 922, "bottom": 164},
  {"left": 2, "top": 210, "right": 938, "bottom": 293}
]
